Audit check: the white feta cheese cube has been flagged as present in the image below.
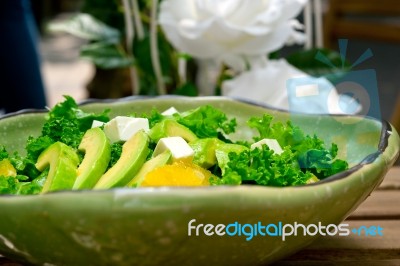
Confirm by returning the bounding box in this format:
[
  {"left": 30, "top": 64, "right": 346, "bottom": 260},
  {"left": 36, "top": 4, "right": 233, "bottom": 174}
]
[
  {"left": 251, "top": 139, "right": 283, "bottom": 155},
  {"left": 162, "top": 107, "right": 179, "bottom": 116},
  {"left": 153, "top": 136, "right": 194, "bottom": 163},
  {"left": 104, "top": 116, "right": 149, "bottom": 143},
  {"left": 91, "top": 120, "right": 105, "bottom": 128}
]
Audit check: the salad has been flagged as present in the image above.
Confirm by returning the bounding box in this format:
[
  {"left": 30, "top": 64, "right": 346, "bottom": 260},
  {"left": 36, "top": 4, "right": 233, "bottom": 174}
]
[{"left": 0, "top": 96, "right": 348, "bottom": 195}]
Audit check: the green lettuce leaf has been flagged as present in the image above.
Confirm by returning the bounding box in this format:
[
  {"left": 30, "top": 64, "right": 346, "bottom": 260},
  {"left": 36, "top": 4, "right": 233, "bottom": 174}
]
[
  {"left": 176, "top": 105, "right": 237, "bottom": 139},
  {"left": 247, "top": 114, "right": 348, "bottom": 179},
  {"left": 211, "top": 145, "right": 314, "bottom": 186},
  {"left": 0, "top": 146, "right": 9, "bottom": 161}
]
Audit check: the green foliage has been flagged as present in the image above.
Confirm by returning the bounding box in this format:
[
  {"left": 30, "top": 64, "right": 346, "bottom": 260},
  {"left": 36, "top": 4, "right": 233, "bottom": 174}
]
[
  {"left": 27, "top": 96, "right": 110, "bottom": 162},
  {"left": 48, "top": 12, "right": 132, "bottom": 69},
  {"left": 141, "top": 105, "right": 237, "bottom": 139},
  {"left": 48, "top": 13, "right": 121, "bottom": 43},
  {"left": 1, "top": 146, "right": 40, "bottom": 182},
  {"left": 26, "top": 136, "right": 54, "bottom": 161},
  {"left": 0, "top": 174, "right": 43, "bottom": 195},
  {"left": 286, "top": 48, "right": 351, "bottom": 84},
  {"left": 140, "top": 109, "right": 164, "bottom": 128},
  {"left": 247, "top": 115, "right": 305, "bottom": 147},
  {"left": 297, "top": 143, "right": 349, "bottom": 179},
  {"left": 9, "top": 153, "right": 41, "bottom": 181},
  {"left": 47, "top": 4, "right": 192, "bottom": 96},
  {"left": 80, "top": 0, "right": 125, "bottom": 32},
  {"left": 134, "top": 33, "right": 175, "bottom": 80},
  {"left": 80, "top": 43, "right": 134, "bottom": 69},
  {"left": 211, "top": 146, "right": 314, "bottom": 186},
  {"left": 248, "top": 114, "right": 348, "bottom": 179},
  {"left": 47, "top": 96, "right": 110, "bottom": 132},
  {"left": 0, "top": 146, "right": 8, "bottom": 161},
  {"left": 175, "top": 105, "right": 237, "bottom": 138},
  {"left": 0, "top": 175, "right": 19, "bottom": 194},
  {"left": 42, "top": 118, "right": 83, "bottom": 150},
  {"left": 0, "top": 99, "right": 351, "bottom": 194},
  {"left": 16, "top": 181, "right": 43, "bottom": 195},
  {"left": 132, "top": 29, "right": 182, "bottom": 95},
  {"left": 108, "top": 142, "right": 123, "bottom": 169},
  {"left": 172, "top": 82, "right": 198, "bottom": 96}
]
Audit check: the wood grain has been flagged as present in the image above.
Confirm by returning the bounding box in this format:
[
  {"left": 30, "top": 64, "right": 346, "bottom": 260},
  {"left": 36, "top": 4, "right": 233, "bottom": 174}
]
[
  {"left": 274, "top": 220, "right": 400, "bottom": 265},
  {"left": 349, "top": 191, "right": 400, "bottom": 220},
  {"left": 378, "top": 167, "right": 400, "bottom": 190},
  {"left": 275, "top": 166, "right": 400, "bottom": 265}
]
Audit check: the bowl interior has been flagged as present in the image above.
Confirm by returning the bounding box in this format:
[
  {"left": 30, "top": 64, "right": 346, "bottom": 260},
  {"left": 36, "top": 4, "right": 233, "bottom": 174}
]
[{"left": 0, "top": 96, "right": 383, "bottom": 167}]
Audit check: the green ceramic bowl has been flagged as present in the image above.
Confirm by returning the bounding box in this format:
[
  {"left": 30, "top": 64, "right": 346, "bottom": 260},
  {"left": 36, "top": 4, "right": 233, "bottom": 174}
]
[{"left": 0, "top": 96, "right": 399, "bottom": 266}]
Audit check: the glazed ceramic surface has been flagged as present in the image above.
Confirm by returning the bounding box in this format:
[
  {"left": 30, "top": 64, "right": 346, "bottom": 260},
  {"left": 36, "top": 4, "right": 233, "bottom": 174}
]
[{"left": 0, "top": 96, "right": 399, "bottom": 266}]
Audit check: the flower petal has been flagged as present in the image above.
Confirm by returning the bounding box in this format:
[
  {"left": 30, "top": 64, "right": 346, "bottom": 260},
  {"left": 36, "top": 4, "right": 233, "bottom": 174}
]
[
  {"left": 159, "top": 0, "right": 198, "bottom": 20},
  {"left": 231, "top": 23, "right": 294, "bottom": 55},
  {"left": 158, "top": 0, "right": 308, "bottom": 59},
  {"left": 160, "top": 23, "right": 224, "bottom": 58}
]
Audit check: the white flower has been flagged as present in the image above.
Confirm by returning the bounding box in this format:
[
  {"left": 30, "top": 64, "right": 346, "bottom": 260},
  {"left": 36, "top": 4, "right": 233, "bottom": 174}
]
[
  {"left": 222, "top": 59, "right": 361, "bottom": 115},
  {"left": 159, "top": 0, "right": 307, "bottom": 69}
]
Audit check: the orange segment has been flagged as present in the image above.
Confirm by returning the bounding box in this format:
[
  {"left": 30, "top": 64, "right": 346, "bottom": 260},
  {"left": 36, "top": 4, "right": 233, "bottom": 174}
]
[
  {"left": 141, "top": 162, "right": 211, "bottom": 187},
  {"left": 0, "top": 159, "right": 17, "bottom": 177}
]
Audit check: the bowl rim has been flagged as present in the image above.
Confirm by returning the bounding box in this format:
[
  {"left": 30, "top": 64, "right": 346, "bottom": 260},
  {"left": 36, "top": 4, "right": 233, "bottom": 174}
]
[{"left": 0, "top": 95, "right": 393, "bottom": 192}]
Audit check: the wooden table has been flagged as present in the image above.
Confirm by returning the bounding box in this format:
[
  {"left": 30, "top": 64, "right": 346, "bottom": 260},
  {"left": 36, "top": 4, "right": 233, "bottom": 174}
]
[
  {"left": 1, "top": 167, "right": 399, "bottom": 265},
  {"left": 274, "top": 166, "right": 400, "bottom": 265}
]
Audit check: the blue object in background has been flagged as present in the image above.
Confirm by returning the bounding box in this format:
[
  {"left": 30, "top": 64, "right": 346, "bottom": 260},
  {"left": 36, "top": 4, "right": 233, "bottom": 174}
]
[{"left": 0, "top": 0, "right": 47, "bottom": 113}]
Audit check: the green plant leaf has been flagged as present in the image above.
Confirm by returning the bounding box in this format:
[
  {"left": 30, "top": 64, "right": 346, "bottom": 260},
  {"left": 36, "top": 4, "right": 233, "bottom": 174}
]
[
  {"left": 286, "top": 48, "right": 351, "bottom": 84},
  {"left": 172, "top": 82, "right": 198, "bottom": 96},
  {"left": 134, "top": 33, "right": 174, "bottom": 79},
  {"left": 80, "top": 43, "right": 133, "bottom": 69},
  {"left": 80, "top": 0, "right": 125, "bottom": 32},
  {"left": 48, "top": 13, "right": 121, "bottom": 44}
]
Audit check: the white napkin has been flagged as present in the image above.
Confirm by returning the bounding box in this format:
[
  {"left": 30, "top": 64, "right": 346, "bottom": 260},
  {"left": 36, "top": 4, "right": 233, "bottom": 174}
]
[{"left": 222, "top": 58, "right": 360, "bottom": 115}]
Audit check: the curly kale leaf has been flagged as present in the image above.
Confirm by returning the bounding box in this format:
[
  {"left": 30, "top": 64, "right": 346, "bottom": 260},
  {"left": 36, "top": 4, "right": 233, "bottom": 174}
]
[
  {"left": 0, "top": 170, "right": 46, "bottom": 195},
  {"left": 0, "top": 146, "right": 8, "bottom": 161},
  {"left": 42, "top": 117, "right": 83, "bottom": 149},
  {"left": 48, "top": 95, "right": 110, "bottom": 132},
  {"left": 0, "top": 145, "right": 40, "bottom": 182},
  {"left": 108, "top": 142, "right": 123, "bottom": 169},
  {"left": 297, "top": 143, "right": 348, "bottom": 179},
  {"left": 16, "top": 169, "right": 47, "bottom": 195},
  {"left": 247, "top": 115, "right": 304, "bottom": 147},
  {"left": 176, "top": 105, "right": 237, "bottom": 138},
  {"left": 9, "top": 153, "right": 41, "bottom": 181},
  {"left": 247, "top": 114, "right": 348, "bottom": 179},
  {"left": 0, "top": 175, "right": 19, "bottom": 194},
  {"left": 141, "top": 108, "right": 165, "bottom": 128},
  {"left": 26, "top": 96, "right": 111, "bottom": 162},
  {"left": 25, "top": 136, "right": 54, "bottom": 161},
  {"left": 211, "top": 145, "right": 314, "bottom": 186}
]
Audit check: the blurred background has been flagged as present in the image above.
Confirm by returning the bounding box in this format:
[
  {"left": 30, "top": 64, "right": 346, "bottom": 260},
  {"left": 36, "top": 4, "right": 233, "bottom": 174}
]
[{"left": 1, "top": 0, "right": 400, "bottom": 132}]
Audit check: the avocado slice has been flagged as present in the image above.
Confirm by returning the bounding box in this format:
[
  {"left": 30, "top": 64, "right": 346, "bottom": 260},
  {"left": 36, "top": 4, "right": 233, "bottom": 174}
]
[
  {"left": 189, "top": 138, "right": 223, "bottom": 168},
  {"left": 126, "top": 151, "right": 171, "bottom": 187},
  {"left": 215, "top": 143, "right": 248, "bottom": 174},
  {"left": 35, "top": 142, "right": 80, "bottom": 193},
  {"left": 148, "top": 119, "right": 198, "bottom": 143},
  {"left": 94, "top": 130, "right": 150, "bottom": 189},
  {"left": 73, "top": 127, "right": 111, "bottom": 189}
]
